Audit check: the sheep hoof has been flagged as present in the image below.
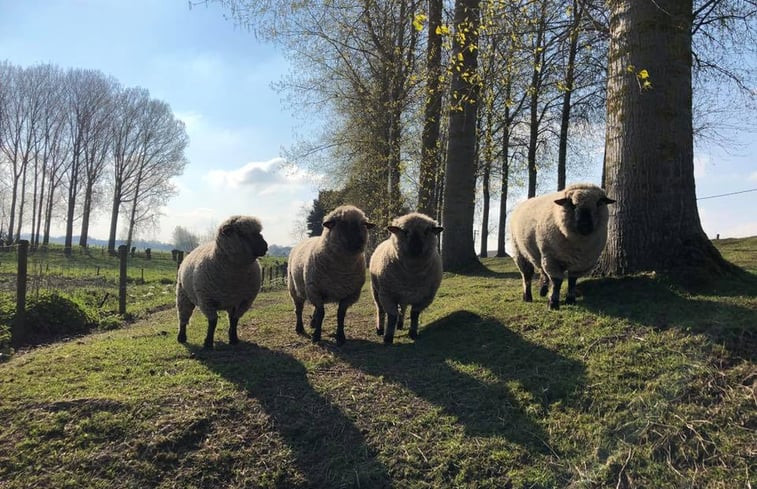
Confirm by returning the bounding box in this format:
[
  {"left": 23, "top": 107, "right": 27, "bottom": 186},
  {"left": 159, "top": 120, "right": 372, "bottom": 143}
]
[
  {"left": 311, "top": 332, "right": 321, "bottom": 343},
  {"left": 396, "top": 321, "right": 404, "bottom": 330},
  {"left": 523, "top": 292, "right": 533, "bottom": 302},
  {"left": 565, "top": 296, "right": 576, "bottom": 305},
  {"left": 548, "top": 299, "right": 560, "bottom": 311},
  {"left": 229, "top": 336, "right": 239, "bottom": 345},
  {"left": 177, "top": 333, "right": 187, "bottom": 343},
  {"left": 383, "top": 335, "right": 394, "bottom": 345},
  {"left": 409, "top": 329, "right": 417, "bottom": 340},
  {"left": 539, "top": 285, "right": 549, "bottom": 297},
  {"left": 376, "top": 327, "right": 384, "bottom": 336},
  {"left": 336, "top": 333, "right": 346, "bottom": 346},
  {"left": 203, "top": 340, "right": 214, "bottom": 349},
  {"left": 295, "top": 325, "right": 306, "bottom": 336}
]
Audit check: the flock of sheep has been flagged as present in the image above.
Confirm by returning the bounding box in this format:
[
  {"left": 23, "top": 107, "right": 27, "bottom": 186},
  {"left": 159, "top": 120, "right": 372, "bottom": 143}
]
[{"left": 175, "top": 183, "right": 615, "bottom": 348}]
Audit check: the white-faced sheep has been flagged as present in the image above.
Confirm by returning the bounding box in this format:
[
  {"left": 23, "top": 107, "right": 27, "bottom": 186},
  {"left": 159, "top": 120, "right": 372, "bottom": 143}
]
[
  {"left": 287, "top": 205, "right": 375, "bottom": 345},
  {"left": 176, "top": 216, "right": 268, "bottom": 348},
  {"left": 510, "top": 183, "right": 615, "bottom": 310},
  {"left": 369, "top": 212, "right": 443, "bottom": 344}
]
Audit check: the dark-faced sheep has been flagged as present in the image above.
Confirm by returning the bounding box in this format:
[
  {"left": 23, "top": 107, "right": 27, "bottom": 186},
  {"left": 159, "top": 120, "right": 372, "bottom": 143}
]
[
  {"left": 510, "top": 183, "right": 615, "bottom": 310},
  {"left": 287, "top": 205, "right": 375, "bottom": 345},
  {"left": 369, "top": 212, "right": 443, "bottom": 344},
  {"left": 176, "top": 216, "right": 268, "bottom": 348}
]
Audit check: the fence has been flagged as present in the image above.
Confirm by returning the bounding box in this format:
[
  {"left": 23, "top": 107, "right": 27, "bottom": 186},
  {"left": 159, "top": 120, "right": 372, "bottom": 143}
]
[{"left": 1, "top": 241, "right": 288, "bottom": 348}]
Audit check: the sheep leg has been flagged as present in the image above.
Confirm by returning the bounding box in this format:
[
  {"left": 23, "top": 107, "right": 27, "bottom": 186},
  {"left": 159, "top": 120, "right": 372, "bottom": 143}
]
[
  {"left": 204, "top": 312, "right": 219, "bottom": 349},
  {"left": 515, "top": 255, "right": 534, "bottom": 302},
  {"left": 228, "top": 311, "right": 240, "bottom": 345},
  {"left": 311, "top": 305, "right": 325, "bottom": 343},
  {"left": 176, "top": 288, "right": 195, "bottom": 343},
  {"left": 336, "top": 300, "right": 349, "bottom": 346},
  {"left": 539, "top": 274, "right": 549, "bottom": 297},
  {"left": 294, "top": 299, "right": 306, "bottom": 335},
  {"left": 397, "top": 304, "right": 406, "bottom": 330},
  {"left": 565, "top": 276, "right": 578, "bottom": 305},
  {"left": 408, "top": 308, "right": 421, "bottom": 340},
  {"left": 548, "top": 277, "right": 563, "bottom": 310},
  {"left": 384, "top": 313, "right": 398, "bottom": 345},
  {"left": 375, "top": 305, "right": 385, "bottom": 336}
]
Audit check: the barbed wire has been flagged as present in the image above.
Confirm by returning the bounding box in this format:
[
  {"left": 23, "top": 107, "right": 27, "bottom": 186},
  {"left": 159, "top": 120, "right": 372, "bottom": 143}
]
[{"left": 697, "top": 188, "right": 757, "bottom": 200}]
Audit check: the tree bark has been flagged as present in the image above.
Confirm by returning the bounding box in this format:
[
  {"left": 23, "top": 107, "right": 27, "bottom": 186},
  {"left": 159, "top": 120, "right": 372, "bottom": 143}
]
[
  {"left": 597, "top": 0, "right": 730, "bottom": 279},
  {"left": 418, "top": 0, "right": 443, "bottom": 216},
  {"left": 496, "top": 105, "right": 510, "bottom": 257},
  {"left": 557, "top": 0, "right": 582, "bottom": 191},
  {"left": 442, "top": 0, "right": 481, "bottom": 272}
]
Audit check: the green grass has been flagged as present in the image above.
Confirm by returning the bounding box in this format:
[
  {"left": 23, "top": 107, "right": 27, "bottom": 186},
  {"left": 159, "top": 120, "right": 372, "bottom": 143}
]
[{"left": 0, "top": 238, "right": 754, "bottom": 488}]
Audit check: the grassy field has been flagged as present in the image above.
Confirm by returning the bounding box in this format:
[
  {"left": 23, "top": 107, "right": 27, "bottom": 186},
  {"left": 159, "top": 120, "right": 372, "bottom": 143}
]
[{"left": 0, "top": 238, "right": 754, "bottom": 488}]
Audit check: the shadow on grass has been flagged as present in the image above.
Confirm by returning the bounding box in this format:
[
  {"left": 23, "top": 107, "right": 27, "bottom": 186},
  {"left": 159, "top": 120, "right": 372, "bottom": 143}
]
[
  {"left": 334, "top": 311, "right": 585, "bottom": 451},
  {"left": 188, "top": 342, "right": 391, "bottom": 489},
  {"left": 581, "top": 276, "right": 756, "bottom": 362}
]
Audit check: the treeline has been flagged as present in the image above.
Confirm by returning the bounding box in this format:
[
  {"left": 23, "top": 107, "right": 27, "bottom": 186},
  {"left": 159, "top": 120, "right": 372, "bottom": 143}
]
[
  {"left": 215, "top": 0, "right": 755, "bottom": 267},
  {"left": 0, "top": 62, "right": 189, "bottom": 255}
]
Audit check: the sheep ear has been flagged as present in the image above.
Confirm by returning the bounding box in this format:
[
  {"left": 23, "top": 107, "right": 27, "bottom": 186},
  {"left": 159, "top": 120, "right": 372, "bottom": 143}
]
[
  {"left": 220, "top": 222, "right": 235, "bottom": 236},
  {"left": 365, "top": 221, "right": 376, "bottom": 229},
  {"left": 387, "top": 226, "right": 403, "bottom": 235},
  {"left": 554, "top": 198, "right": 572, "bottom": 207},
  {"left": 599, "top": 197, "right": 616, "bottom": 205},
  {"left": 431, "top": 226, "right": 444, "bottom": 235},
  {"left": 323, "top": 220, "right": 336, "bottom": 230}
]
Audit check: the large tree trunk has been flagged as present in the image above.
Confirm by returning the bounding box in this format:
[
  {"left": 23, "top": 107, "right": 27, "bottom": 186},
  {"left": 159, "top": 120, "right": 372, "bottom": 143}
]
[
  {"left": 418, "top": 0, "right": 443, "bottom": 216},
  {"left": 597, "top": 0, "right": 729, "bottom": 278},
  {"left": 526, "top": 14, "right": 545, "bottom": 198},
  {"left": 107, "top": 180, "right": 122, "bottom": 255},
  {"left": 79, "top": 181, "right": 94, "bottom": 248},
  {"left": 442, "top": 0, "right": 480, "bottom": 272}
]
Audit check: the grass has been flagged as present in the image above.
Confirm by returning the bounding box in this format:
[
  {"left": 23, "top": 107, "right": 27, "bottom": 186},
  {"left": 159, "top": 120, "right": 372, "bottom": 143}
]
[{"left": 0, "top": 238, "right": 754, "bottom": 488}]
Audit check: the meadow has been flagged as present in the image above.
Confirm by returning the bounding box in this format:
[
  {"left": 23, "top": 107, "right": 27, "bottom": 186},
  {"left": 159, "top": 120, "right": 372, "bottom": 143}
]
[{"left": 0, "top": 238, "right": 754, "bottom": 488}]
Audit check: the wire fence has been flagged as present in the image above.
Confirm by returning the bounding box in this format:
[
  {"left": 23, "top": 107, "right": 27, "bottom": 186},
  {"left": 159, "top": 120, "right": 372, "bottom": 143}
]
[{"left": 0, "top": 241, "right": 288, "bottom": 348}]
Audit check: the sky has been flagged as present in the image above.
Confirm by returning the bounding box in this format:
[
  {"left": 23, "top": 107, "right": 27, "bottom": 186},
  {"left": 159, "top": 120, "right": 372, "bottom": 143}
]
[{"left": 0, "top": 0, "right": 755, "bottom": 247}]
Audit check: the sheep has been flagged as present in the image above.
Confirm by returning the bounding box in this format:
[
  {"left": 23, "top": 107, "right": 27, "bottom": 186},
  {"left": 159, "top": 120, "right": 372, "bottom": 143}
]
[
  {"left": 369, "top": 212, "right": 443, "bottom": 344},
  {"left": 176, "top": 216, "right": 268, "bottom": 348},
  {"left": 510, "top": 183, "right": 615, "bottom": 310},
  {"left": 287, "top": 205, "right": 375, "bottom": 345}
]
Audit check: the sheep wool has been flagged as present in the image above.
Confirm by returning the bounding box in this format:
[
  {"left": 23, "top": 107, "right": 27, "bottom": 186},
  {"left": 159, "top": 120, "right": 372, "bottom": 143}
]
[
  {"left": 176, "top": 215, "right": 268, "bottom": 348},
  {"left": 369, "top": 212, "right": 443, "bottom": 344},
  {"left": 287, "top": 205, "right": 375, "bottom": 345},
  {"left": 510, "top": 183, "right": 615, "bottom": 310}
]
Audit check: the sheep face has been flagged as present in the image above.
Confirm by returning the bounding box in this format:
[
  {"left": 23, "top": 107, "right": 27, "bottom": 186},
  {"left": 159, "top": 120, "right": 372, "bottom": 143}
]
[
  {"left": 388, "top": 214, "right": 443, "bottom": 258},
  {"left": 554, "top": 187, "right": 615, "bottom": 237},
  {"left": 323, "top": 205, "right": 375, "bottom": 253},
  {"left": 218, "top": 216, "right": 269, "bottom": 258}
]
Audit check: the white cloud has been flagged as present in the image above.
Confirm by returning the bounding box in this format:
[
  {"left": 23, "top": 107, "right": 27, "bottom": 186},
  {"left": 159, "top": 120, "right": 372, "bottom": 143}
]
[
  {"left": 206, "top": 157, "right": 321, "bottom": 193},
  {"left": 749, "top": 171, "right": 757, "bottom": 183}
]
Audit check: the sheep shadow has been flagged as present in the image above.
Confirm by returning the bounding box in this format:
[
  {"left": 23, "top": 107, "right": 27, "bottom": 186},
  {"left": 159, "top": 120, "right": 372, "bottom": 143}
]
[
  {"left": 333, "top": 311, "right": 585, "bottom": 451},
  {"left": 580, "top": 276, "right": 756, "bottom": 362},
  {"left": 187, "top": 342, "right": 392, "bottom": 489}
]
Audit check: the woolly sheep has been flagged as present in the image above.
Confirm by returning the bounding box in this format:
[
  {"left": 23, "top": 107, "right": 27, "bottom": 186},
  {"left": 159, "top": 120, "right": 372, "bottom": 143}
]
[
  {"left": 369, "top": 212, "right": 443, "bottom": 344},
  {"left": 287, "top": 205, "right": 375, "bottom": 345},
  {"left": 176, "top": 216, "right": 268, "bottom": 348},
  {"left": 510, "top": 183, "right": 615, "bottom": 310}
]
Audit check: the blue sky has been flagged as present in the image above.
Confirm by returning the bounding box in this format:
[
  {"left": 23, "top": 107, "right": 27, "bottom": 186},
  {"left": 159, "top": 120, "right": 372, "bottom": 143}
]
[{"left": 1, "top": 0, "right": 755, "bottom": 246}]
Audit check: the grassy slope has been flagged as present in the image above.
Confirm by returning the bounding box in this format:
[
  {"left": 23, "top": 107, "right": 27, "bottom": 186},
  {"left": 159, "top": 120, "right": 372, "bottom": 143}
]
[{"left": 0, "top": 239, "right": 754, "bottom": 488}]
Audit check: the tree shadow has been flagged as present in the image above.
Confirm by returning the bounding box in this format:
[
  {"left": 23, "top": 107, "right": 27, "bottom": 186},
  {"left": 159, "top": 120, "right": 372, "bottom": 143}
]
[
  {"left": 332, "top": 311, "right": 586, "bottom": 452},
  {"left": 580, "top": 276, "right": 756, "bottom": 362},
  {"left": 187, "top": 342, "right": 392, "bottom": 488}
]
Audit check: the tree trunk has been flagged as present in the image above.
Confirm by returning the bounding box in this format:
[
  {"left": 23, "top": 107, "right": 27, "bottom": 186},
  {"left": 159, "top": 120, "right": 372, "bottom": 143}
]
[
  {"left": 496, "top": 108, "right": 510, "bottom": 257},
  {"left": 557, "top": 3, "right": 581, "bottom": 191},
  {"left": 107, "top": 172, "right": 125, "bottom": 255},
  {"left": 442, "top": 0, "right": 481, "bottom": 272},
  {"left": 79, "top": 181, "right": 94, "bottom": 248},
  {"left": 526, "top": 16, "right": 545, "bottom": 198},
  {"left": 418, "top": 0, "right": 443, "bottom": 216},
  {"left": 597, "top": 0, "right": 729, "bottom": 280}
]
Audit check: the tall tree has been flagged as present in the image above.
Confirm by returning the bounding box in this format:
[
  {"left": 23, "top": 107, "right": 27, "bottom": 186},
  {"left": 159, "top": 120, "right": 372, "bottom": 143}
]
[
  {"left": 442, "top": 0, "right": 481, "bottom": 272},
  {"left": 417, "top": 0, "right": 444, "bottom": 217},
  {"left": 597, "top": 0, "right": 730, "bottom": 277}
]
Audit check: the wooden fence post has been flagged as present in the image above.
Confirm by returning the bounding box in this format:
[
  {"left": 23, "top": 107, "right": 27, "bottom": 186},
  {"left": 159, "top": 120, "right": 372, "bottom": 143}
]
[
  {"left": 118, "top": 245, "right": 127, "bottom": 315},
  {"left": 12, "top": 240, "right": 29, "bottom": 348}
]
